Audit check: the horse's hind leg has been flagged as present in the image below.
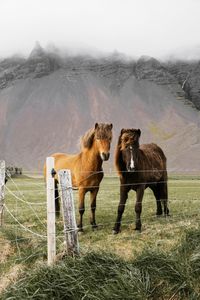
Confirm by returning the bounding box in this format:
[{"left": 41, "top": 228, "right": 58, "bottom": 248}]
[
  {"left": 151, "top": 185, "right": 162, "bottom": 216},
  {"left": 77, "top": 188, "right": 86, "bottom": 232},
  {"left": 90, "top": 188, "right": 99, "bottom": 229},
  {"left": 55, "top": 180, "right": 60, "bottom": 217},
  {"left": 160, "top": 182, "right": 169, "bottom": 216}
]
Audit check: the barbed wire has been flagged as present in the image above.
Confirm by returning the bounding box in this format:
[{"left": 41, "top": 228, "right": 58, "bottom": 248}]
[
  {"left": 4, "top": 204, "right": 47, "bottom": 239},
  {"left": 1, "top": 209, "right": 200, "bottom": 262},
  {"left": 7, "top": 169, "right": 200, "bottom": 180},
  {"left": 20, "top": 168, "right": 200, "bottom": 173},
  {"left": 5, "top": 177, "right": 47, "bottom": 234},
  {"left": 4, "top": 170, "right": 200, "bottom": 198},
  {"left": 1, "top": 169, "right": 199, "bottom": 266},
  {"left": 5, "top": 184, "right": 47, "bottom": 231},
  {"left": 2, "top": 212, "right": 199, "bottom": 242},
  {"left": 5, "top": 186, "right": 46, "bottom": 206},
  {"left": 5, "top": 169, "right": 200, "bottom": 194},
  {"left": 5, "top": 176, "right": 200, "bottom": 216},
  {"left": 1, "top": 208, "right": 200, "bottom": 239},
  {"left": 2, "top": 219, "right": 198, "bottom": 266}
]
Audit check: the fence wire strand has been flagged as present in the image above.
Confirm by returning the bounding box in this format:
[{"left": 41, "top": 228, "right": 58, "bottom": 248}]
[
  {"left": 4, "top": 204, "right": 47, "bottom": 239},
  {"left": 1, "top": 168, "right": 200, "bottom": 268}
]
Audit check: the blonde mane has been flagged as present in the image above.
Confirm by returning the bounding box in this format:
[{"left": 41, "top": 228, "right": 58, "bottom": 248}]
[{"left": 80, "top": 127, "right": 95, "bottom": 150}]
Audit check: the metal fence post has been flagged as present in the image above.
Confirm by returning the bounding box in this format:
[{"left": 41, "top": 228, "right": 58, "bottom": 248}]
[
  {"left": 46, "top": 157, "right": 56, "bottom": 264},
  {"left": 0, "top": 160, "right": 5, "bottom": 226}
]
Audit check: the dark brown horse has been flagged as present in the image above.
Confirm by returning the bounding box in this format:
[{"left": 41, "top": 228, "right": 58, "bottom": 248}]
[
  {"left": 113, "top": 128, "right": 169, "bottom": 234},
  {"left": 44, "top": 123, "right": 113, "bottom": 231}
]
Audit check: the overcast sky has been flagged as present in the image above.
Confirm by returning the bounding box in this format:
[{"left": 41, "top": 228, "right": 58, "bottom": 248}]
[{"left": 1, "top": 0, "right": 200, "bottom": 59}]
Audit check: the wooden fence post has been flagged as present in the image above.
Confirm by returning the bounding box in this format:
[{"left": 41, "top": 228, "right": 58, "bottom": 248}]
[
  {"left": 58, "top": 169, "right": 79, "bottom": 256},
  {"left": 46, "top": 157, "right": 56, "bottom": 265},
  {"left": 0, "top": 160, "right": 5, "bottom": 226}
]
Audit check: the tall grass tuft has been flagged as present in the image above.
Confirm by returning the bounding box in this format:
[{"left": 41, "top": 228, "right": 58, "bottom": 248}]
[{"left": 1, "top": 229, "right": 200, "bottom": 299}]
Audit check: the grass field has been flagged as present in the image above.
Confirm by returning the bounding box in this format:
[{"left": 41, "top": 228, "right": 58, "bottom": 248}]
[{"left": 0, "top": 174, "right": 200, "bottom": 298}]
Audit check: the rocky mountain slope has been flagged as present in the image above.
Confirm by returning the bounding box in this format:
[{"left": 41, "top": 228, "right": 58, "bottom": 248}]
[{"left": 0, "top": 44, "right": 200, "bottom": 173}]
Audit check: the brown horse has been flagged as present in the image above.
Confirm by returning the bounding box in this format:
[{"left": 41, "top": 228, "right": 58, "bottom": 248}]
[
  {"left": 44, "top": 123, "right": 113, "bottom": 231},
  {"left": 113, "top": 128, "right": 169, "bottom": 234}
]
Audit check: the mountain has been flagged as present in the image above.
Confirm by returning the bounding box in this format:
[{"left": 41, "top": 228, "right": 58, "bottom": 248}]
[{"left": 0, "top": 44, "right": 200, "bottom": 173}]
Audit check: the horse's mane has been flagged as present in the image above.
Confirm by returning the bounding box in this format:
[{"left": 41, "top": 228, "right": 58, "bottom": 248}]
[
  {"left": 115, "top": 134, "right": 125, "bottom": 175},
  {"left": 80, "top": 127, "right": 95, "bottom": 150}
]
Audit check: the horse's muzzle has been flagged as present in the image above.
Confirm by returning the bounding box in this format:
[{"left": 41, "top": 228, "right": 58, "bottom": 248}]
[
  {"left": 101, "top": 152, "right": 110, "bottom": 161},
  {"left": 127, "top": 165, "right": 135, "bottom": 172}
]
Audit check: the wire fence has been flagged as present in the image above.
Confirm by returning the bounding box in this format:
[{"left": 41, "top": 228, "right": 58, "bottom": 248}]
[{"left": 0, "top": 169, "right": 200, "bottom": 273}]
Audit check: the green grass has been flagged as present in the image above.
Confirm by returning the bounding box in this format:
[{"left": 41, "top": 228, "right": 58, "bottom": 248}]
[
  {"left": 1, "top": 228, "right": 200, "bottom": 299},
  {"left": 0, "top": 175, "right": 200, "bottom": 298}
]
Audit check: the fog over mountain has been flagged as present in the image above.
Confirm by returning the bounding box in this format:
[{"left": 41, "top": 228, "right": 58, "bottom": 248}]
[
  {"left": 0, "top": 43, "right": 200, "bottom": 172},
  {"left": 1, "top": 0, "right": 200, "bottom": 60}
]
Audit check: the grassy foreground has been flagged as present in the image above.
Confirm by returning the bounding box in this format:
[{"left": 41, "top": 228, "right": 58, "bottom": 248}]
[
  {"left": 1, "top": 227, "right": 200, "bottom": 299},
  {"left": 0, "top": 175, "right": 200, "bottom": 299}
]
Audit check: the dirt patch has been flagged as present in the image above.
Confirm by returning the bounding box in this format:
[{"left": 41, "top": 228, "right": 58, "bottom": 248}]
[
  {"left": 0, "top": 237, "right": 22, "bottom": 293},
  {"left": 0, "top": 264, "right": 23, "bottom": 293},
  {"left": 0, "top": 238, "right": 14, "bottom": 263}
]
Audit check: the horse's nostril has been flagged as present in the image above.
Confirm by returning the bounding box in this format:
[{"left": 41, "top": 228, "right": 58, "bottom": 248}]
[
  {"left": 127, "top": 163, "right": 135, "bottom": 172},
  {"left": 101, "top": 152, "right": 110, "bottom": 161}
]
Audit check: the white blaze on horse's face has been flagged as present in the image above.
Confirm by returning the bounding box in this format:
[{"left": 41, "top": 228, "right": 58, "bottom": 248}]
[{"left": 129, "top": 146, "right": 135, "bottom": 171}]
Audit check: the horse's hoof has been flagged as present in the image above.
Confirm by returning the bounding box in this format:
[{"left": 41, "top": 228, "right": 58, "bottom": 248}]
[
  {"left": 164, "top": 214, "right": 171, "bottom": 217},
  {"left": 77, "top": 225, "right": 84, "bottom": 233},
  {"left": 112, "top": 229, "right": 120, "bottom": 235},
  {"left": 156, "top": 214, "right": 162, "bottom": 218},
  {"left": 156, "top": 211, "right": 163, "bottom": 216},
  {"left": 134, "top": 227, "right": 141, "bottom": 232},
  {"left": 92, "top": 224, "right": 98, "bottom": 230},
  {"left": 78, "top": 229, "right": 84, "bottom": 235}
]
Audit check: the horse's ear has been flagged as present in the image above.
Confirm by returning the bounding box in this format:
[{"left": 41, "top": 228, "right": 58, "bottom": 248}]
[
  {"left": 137, "top": 129, "right": 141, "bottom": 137},
  {"left": 120, "top": 128, "right": 125, "bottom": 136},
  {"left": 95, "top": 123, "right": 99, "bottom": 129}
]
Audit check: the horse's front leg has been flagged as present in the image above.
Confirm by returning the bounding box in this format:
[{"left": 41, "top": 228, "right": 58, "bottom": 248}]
[
  {"left": 135, "top": 186, "right": 144, "bottom": 231},
  {"left": 77, "top": 188, "right": 86, "bottom": 232},
  {"left": 90, "top": 188, "right": 99, "bottom": 229},
  {"left": 113, "top": 184, "right": 129, "bottom": 234}
]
